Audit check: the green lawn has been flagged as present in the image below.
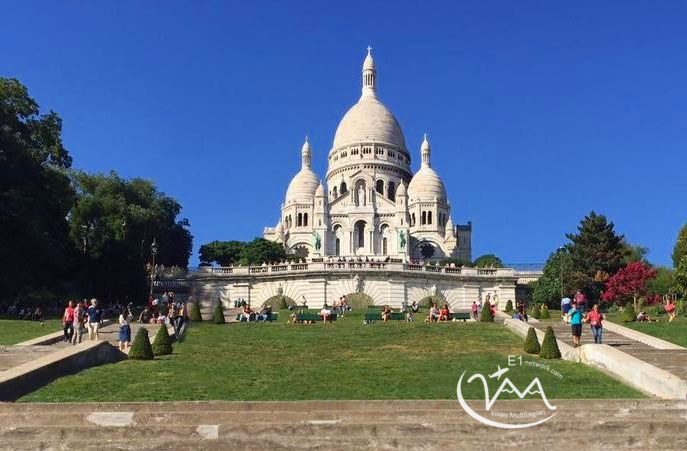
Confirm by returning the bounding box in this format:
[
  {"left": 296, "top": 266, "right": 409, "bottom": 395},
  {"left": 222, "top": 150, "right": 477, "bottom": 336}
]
[
  {"left": 606, "top": 313, "right": 687, "bottom": 347},
  {"left": 0, "top": 319, "right": 63, "bottom": 345},
  {"left": 20, "top": 311, "right": 642, "bottom": 402}
]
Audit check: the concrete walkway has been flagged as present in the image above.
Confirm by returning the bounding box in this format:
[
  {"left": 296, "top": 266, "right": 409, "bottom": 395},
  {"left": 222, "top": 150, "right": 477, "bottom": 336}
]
[
  {"left": 0, "top": 399, "right": 684, "bottom": 450},
  {"left": 539, "top": 319, "right": 687, "bottom": 381}
]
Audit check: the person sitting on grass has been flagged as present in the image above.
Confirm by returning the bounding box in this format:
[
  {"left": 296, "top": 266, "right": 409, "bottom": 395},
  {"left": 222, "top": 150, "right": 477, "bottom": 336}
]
[
  {"left": 411, "top": 301, "right": 419, "bottom": 313},
  {"left": 241, "top": 304, "right": 253, "bottom": 322},
  {"left": 665, "top": 299, "right": 677, "bottom": 323},
  {"left": 438, "top": 304, "right": 450, "bottom": 321},
  {"left": 636, "top": 311, "right": 659, "bottom": 323},
  {"left": 426, "top": 303, "right": 440, "bottom": 323},
  {"left": 257, "top": 305, "right": 272, "bottom": 322},
  {"left": 381, "top": 305, "right": 392, "bottom": 323}
]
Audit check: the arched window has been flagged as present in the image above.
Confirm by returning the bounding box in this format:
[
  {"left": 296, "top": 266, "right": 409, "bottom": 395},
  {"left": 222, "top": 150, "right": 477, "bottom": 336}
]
[
  {"left": 355, "top": 220, "right": 366, "bottom": 249},
  {"left": 303, "top": 213, "right": 308, "bottom": 226},
  {"left": 376, "top": 179, "right": 384, "bottom": 195},
  {"left": 412, "top": 213, "right": 416, "bottom": 226},
  {"left": 421, "top": 211, "right": 427, "bottom": 225},
  {"left": 382, "top": 237, "right": 388, "bottom": 255},
  {"left": 388, "top": 181, "right": 395, "bottom": 201},
  {"left": 428, "top": 211, "right": 432, "bottom": 225},
  {"left": 333, "top": 186, "right": 338, "bottom": 198},
  {"left": 297, "top": 213, "right": 302, "bottom": 227},
  {"left": 340, "top": 182, "right": 348, "bottom": 195},
  {"left": 335, "top": 238, "right": 340, "bottom": 256}
]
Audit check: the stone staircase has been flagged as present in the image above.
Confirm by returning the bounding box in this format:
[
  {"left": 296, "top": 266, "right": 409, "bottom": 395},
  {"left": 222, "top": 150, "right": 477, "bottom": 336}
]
[
  {"left": 539, "top": 319, "right": 687, "bottom": 381},
  {"left": 0, "top": 399, "right": 685, "bottom": 450}
]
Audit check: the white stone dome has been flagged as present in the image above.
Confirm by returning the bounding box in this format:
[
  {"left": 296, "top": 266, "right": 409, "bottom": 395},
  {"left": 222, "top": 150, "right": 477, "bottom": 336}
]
[
  {"left": 408, "top": 167, "right": 447, "bottom": 202},
  {"left": 285, "top": 168, "right": 319, "bottom": 203},
  {"left": 332, "top": 95, "right": 406, "bottom": 150}
]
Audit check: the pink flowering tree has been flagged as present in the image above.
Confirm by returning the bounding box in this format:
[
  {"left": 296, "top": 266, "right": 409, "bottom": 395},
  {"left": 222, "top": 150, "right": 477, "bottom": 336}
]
[{"left": 601, "top": 261, "right": 657, "bottom": 311}]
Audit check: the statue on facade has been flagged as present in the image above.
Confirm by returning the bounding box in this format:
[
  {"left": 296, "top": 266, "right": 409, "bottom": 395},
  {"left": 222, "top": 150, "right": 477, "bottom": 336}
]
[
  {"left": 431, "top": 284, "right": 438, "bottom": 298},
  {"left": 353, "top": 274, "right": 364, "bottom": 293},
  {"left": 313, "top": 232, "right": 321, "bottom": 251},
  {"left": 398, "top": 230, "right": 406, "bottom": 250},
  {"left": 356, "top": 185, "right": 365, "bottom": 206}
]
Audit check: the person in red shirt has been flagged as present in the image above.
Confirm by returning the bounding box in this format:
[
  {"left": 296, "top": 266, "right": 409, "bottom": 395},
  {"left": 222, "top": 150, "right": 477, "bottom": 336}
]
[
  {"left": 438, "top": 304, "right": 450, "bottom": 321},
  {"left": 586, "top": 303, "right": 605, "bottom": 344},
  {"left": 664, "top": 298, "right": 677, "bottom": 323},
  {"left": 62, "top": 300, "right": 75, "bottom": 343}
]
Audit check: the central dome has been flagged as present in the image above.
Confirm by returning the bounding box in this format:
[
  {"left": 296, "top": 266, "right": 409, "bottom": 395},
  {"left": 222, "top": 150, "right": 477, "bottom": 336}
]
[{"left": 332, "top": 95, "right": 406, "bottom": 150}]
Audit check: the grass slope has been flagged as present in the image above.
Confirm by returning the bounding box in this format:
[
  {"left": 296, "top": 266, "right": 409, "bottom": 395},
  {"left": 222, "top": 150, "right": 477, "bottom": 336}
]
[
  {"left": 0, "top": 319, "right": 63, "bottom": 345},
  {"left": 606, "top": 313, "right": 687, "bottom": 347},
  {"left": 20, "top": 312, "right": 642, "bottom": 402}
]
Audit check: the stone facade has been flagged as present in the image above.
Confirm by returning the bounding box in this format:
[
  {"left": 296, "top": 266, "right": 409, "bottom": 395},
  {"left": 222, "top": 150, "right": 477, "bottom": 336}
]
[{"left": 264, "top": 48, "right": 471, "bottom": 262}]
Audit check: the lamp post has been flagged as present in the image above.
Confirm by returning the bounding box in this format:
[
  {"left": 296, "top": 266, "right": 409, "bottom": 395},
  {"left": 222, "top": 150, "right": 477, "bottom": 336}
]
[
  {"left": 557, "top": 246, "right": 566, "bottom": 298},
  {"left": 149, "top": 238, "right": 158, "bottom": 296}
]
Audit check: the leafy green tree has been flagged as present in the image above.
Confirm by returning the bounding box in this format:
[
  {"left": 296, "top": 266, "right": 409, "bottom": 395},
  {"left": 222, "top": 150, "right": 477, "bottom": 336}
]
[
  {"left": 0, "top": 78, "right": 75, "bottom": 306},
  {"left": 239, "top": 238, "right": 289, "bottom": 265},
  {"left": 673, "top": 224, "right": 687, "bottom": 268},
  {"left": 199, "top": 240, "right": 245, "bottom": 266},
  {"left": 152, "top": 325, "right": 173, "bottom": 356},
  {"left": 565, "top": 211, "right": 627, "bottom": 301},
  {"left": 473, "top": 254, "right": 503, "bottom": 268},
  {"left": 539, "top": 326, "right": 561, "bottom": 359},
  {"left": 674, "top": 256, "right": 687, "bottom": 296},
  {"left": 523, "top": 327, "right": 540, "bottom": 354},
  {"left": 213, "top": 302, "right": 226, "bottom": 324},
  {"left": 647, "top": 267, "right": 674, "bottom": 297}
]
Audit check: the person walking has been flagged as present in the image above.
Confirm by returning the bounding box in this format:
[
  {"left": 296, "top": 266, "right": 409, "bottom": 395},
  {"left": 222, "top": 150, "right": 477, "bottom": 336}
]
[
  {"left": 71, "top": 301, "right": 85, "bottom": 345},
  {"left": 87, "top": 299, "right": 102, "bottom": 340},
  {"left": 118, "top": 306, "right": 133, "bottom": 351},
  {"left": 587, "top": 303, "right": 605, "bottom": 344},
  {"left": 471, "top": 301, "right": 478, "bottom": 320},
  {"left": 62, "top": 301, "right": 75, "bottom": 343},
  {"left": 567, "top": 301, "right": 584, "bottom": 347}
]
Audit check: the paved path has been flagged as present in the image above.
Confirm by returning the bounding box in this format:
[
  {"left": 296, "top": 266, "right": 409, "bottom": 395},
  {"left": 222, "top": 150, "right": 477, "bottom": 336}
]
[
  {"left": 0, "top": 399, "right": 684, "bottom": 450},
  {"left": 539, "top": 319, "right": 687, "bottom": 381}
]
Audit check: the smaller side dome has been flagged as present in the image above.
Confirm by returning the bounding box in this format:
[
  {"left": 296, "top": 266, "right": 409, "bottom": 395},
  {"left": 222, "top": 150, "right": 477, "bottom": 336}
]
[
  {"left": 315, "top": 181, "right": 325, "bottom": 197},
  {"left": 408, "top": 134, "right": 447, "bottom": 202},
  {"left": 396, "top": 180, "right": 407, "bottom": 196},
  {"left": 285, "top": 136, "right": 320, "bottom": 203}
]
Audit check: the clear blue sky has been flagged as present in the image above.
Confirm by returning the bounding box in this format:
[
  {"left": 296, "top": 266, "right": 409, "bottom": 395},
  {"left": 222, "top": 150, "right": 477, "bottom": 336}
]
[{"left": 3, "top": 1, "right": 686, "bottom": 266}]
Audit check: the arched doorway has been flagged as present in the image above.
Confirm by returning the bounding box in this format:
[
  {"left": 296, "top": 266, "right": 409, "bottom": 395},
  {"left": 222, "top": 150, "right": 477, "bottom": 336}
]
[
  {"left": 342, "top": 293, "right": 374, "bottom": 309},
  {"left": 262, "top": 295, "right": 296, "bottom": 310}
]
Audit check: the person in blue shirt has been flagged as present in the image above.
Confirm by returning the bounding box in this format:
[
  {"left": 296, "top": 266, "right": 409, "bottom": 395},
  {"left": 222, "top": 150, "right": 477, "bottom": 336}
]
[
  {"left": 87, "top": 298, "right": 102, "bottom": 341},
  {"left": 567, "top": 301, "right": 584, "bottom": 347}
]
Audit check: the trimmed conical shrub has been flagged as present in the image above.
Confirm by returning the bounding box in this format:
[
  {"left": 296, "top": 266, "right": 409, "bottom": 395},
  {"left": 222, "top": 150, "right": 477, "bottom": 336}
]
[
  {"left": 213, "top": 302, "right": 226, "bottom": 324},
  {"left": 480, "top": 300, "right": 494, "bottom": 322},
  {"left": 524, "top": 327, "right": 541, "bottom": 354},
  {"left": 189, "top": 302, "right": 202, "bottom": 322},
  {"left": 539, "top": 304, "right": 550, "bottom": 319},
  {"left": 152, "top": 325, "right": 173, "bottom": 356},
  {"left": 539, "top": 326, "right": 561, "bottom": 359},
  {"left": 128, "top": 328, "right": 154, "bottom": 360},
  {"left": 529, "top": 303, "right": 542, "bottom": 319},
  {"left": 622, "top": 304, "right": 636, "bottom": 323},
  {"left": 504, "top": 299, "right": 513, "bottom": 313}
]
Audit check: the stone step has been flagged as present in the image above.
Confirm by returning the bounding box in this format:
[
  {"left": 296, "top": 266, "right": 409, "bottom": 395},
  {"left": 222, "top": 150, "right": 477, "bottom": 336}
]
[{"left": 0, "top": 407, "right": 685, "bottom": 427}]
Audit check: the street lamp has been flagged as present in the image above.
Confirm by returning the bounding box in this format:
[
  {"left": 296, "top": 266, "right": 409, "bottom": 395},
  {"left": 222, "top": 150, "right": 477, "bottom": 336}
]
[
  {"left": 149, "top": 238, "right": 158, "bottom": 296},
  {"left": 557, "top": 246, "right": 565, "bottom": 298}
]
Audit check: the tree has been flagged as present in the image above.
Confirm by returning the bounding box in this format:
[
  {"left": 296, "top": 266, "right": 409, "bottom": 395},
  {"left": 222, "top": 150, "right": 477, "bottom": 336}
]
[
  {"left": 647, "top": 267, "right": 674, "bottom": 297},
  {"left": 601, "top": 261, "right": 657, "bottom": 311},
  {"left": 480, "top": 300, "right": 494, "bottom": 322},
  {"left": 128, "top": 328, "right": 154, "bottom": 360},
  {"left": 531, "top": 249, "right": 574, "bottom": 308},
  {"left": 523, "top": 327, "right": 540, "bottom": 354},
  {"left": 189, "top": 302, "right": 203, "bottom": 322},
  {"left": 68, "top": 171, "right": 193, "bottom": 302},
  {"left": 673, "top": 224, "right": 687, "bottom": 268},
  {"left": 622, "top": 304, "right": 637, "bottom": 323},
  {"left": 151, "top": 325, "right": 173, "bottom": 356},
  {"left": 539, "top": 326, "right": 561, "bottom": 359},
  {"left": 473, "top": 254, "right": 503, "bottom": 268},
  {"left": 674, "top": 255, "right": 687, "bottom": 296},
  {"left": 503, "top": 299, "right": 513, "bottom": 313},
  {"left": 213, "top": 302, "right": 226, "bottom": 324},
  {"left": 239, "top": 238, "right": 289, "bottom": 265},
  {"left": 199, "top": 240, "right": 245, "bottom": 266},
  {"left": 565, "top": 211, "right": 627, "bottom": 300},
  {"left": 0, "top": 78, "right": 75, "bottom": 306}
]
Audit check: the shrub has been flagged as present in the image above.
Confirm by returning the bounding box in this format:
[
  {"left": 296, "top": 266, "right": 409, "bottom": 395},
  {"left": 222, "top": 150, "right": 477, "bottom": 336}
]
[
  {"left": 189, "top": 302, "right": 202, "bottom": 322},
  {"left": 151, "top": 325, "right": 173, "bottom": 356},
  {"left": 504, "top": 300, "right": 513, "bottom": 313},
  {"left": 528, "top": 303, "right": 541, "bottom": 319},
  {"left": 213, "top": 302, "right": 226, "bottom": 324},
  {"left": 523, "top": 327, "right": 541, "bottom": 354},
  {"left": 676, "top": 300, "right": 686, "bottom": 316},
  {"left": 128, "top": 328, "right": 154, "bottom": 360},
  {"left": 539, "top": 304, "right": 550, "bottom": 319},
  {"left": 647, "top": 304, "right": 664, "bottom": 317},
  {"left": 606, "top": 303, "right": 620, "bottom": 313},
  {"left": 480, "top": 300, "right": 494, "bottom": 322},
  {"left": 622, "top": 304, "right": 636, "bottom": 323},
  {"left": 539, "top": 326, "right": 561, "bottom": 359},
  {"left": 278, "top": 296, "right": 288, "bottom": 310}
]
